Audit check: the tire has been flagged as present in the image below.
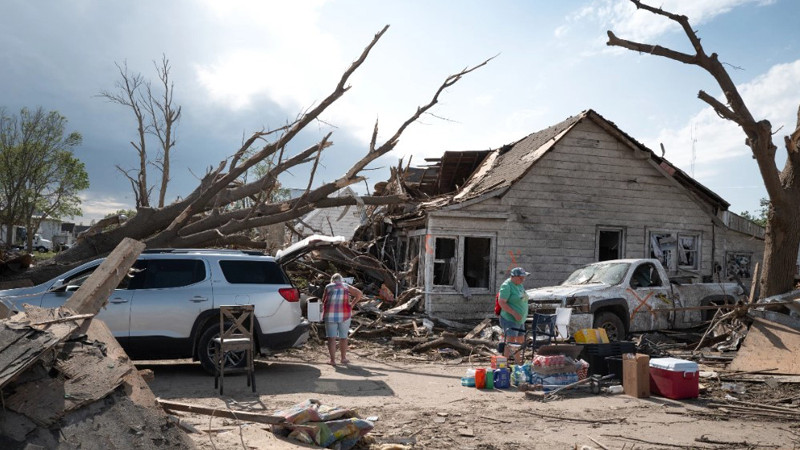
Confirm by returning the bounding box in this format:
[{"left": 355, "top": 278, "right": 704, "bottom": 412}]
[
  {"left": 701, "top": 297, "right": 732, "bottom": 322},
  {"left": 35, "top": 246, "right": 47, "bottom": 253},
  {"left": 197, "top": 324, "right": 248, "bottom": 375},
  {"left": 593, "top": 311, "right": 626, "bottom": 342}
]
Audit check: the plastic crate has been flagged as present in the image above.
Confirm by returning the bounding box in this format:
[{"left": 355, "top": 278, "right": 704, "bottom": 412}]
[
  {"left": 605, "top": 356, "right": 623, "bottom": 379},
  {"left": 580, "top": 342, "right": 636, "bottom": 376}
]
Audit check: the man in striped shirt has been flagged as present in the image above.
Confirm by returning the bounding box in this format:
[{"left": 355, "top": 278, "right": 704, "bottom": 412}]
[{"left": 322, "top": 273, "right": 363, "bottom": 366}]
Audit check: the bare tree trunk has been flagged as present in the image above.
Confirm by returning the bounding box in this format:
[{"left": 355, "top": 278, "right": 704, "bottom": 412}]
[
  {"left": 762, "top": 202, "right": 800, "bottom": 295},
  {"left": 607, "top": 0, "right": 800, "bottom": 298},
  {"left": 147, "top": 55, "right": 181, "bottom": 208},
  {"left": 100, "top": 62, "right": 150, "bottom": 207}
]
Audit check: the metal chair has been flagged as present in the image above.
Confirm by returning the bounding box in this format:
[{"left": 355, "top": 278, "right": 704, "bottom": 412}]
[
  {"left": 213, "top": 305, "right": 256, "bottom": 395},
  {"left": 531, "top": 313, "right": 558, "bottom": 348}
]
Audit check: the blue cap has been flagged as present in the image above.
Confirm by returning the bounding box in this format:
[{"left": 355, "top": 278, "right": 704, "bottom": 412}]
[{"left": 510, "top": 267, "right": 530, "bottom": 277}]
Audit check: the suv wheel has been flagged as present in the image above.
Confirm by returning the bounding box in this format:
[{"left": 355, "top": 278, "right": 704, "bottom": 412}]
[{"left": 197, "top": 324, "right": 248, "bottom": 375}]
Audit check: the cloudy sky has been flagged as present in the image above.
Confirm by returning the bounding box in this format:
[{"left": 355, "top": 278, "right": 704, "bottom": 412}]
[{"left": 1, "top": 0, "right": 798, "bottom": 224}]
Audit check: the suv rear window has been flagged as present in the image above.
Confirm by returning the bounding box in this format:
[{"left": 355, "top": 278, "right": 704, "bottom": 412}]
[
  {"left": 131, "top": 259, "right": 207, "bottom": 289},
  {"left": 219, "top": 260, "right": 290, "bottom": 284}
]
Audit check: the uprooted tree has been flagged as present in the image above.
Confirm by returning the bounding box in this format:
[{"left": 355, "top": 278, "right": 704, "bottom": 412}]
[
  {"left": 15, "top": 26, "right": 489, "bottom": 284},
  {"left": 607, "top": 0, "right": 800, "bottom": 298}
]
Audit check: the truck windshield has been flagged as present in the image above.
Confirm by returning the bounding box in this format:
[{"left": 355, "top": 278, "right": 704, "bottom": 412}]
[{"left": 562, "top": 262, "right": 630, "bottom": 286}]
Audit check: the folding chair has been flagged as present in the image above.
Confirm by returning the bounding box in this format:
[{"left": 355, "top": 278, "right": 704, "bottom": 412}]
[
  {"left": 530, "top": 313, "right": 558, "bottom": 349},
  {"left": 213, "top": 305, "right": 256, "bottom": 395}
]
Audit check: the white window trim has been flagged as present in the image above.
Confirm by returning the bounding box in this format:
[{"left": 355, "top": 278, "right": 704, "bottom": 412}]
[
  {"left": 646, "top": 228, "right": 702, "bottom": 271},
  {"left": 423, "top": 232, "right": 496, "bottom": 294}
]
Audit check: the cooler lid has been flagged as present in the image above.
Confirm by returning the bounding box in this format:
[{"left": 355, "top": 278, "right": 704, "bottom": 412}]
[{"left": 649, "top": 357, "right": 698, "bottom": 372}]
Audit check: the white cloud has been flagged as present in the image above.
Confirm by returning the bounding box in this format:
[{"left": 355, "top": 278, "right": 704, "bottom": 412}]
[
  {"left": 73, "top": 194, "right": 134, "bottom": 224},
  {"left": 194, "top": 0, "right": 341, "bottom": 111},
  {"left": 635, "top": 60, "right": 797, "bottom": 214},
  {"left": 566, "top": 0, "right": 774, "bottom": 43},
  {"left": 651, "top": 59, "right": 800, "bottom": 166}
]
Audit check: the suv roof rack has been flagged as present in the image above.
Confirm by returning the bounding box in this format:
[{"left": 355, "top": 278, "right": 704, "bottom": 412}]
[{"left": 142, "top": 248, "right": 266, "bottom": 256}]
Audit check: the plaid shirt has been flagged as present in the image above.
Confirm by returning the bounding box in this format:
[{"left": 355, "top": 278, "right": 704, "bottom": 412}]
[{"left": 323, "top": 282, "right": 352, "bottom": 323}]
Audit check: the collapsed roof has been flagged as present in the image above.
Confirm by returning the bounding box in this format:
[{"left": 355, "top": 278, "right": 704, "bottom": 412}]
[{"left": 391, "top": 109, "right": 730, "bottom": 217}]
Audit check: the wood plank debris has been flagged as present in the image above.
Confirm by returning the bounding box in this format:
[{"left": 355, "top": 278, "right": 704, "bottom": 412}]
[
  {"left": 0, "top": 238, "right": 195, "bottom": 449},
  {"left": 158, "top": 399, "right": 286, "bottom": 425}
]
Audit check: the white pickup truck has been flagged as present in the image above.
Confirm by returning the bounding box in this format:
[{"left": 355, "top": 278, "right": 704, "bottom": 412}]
[{"left": 525, "top": 259, "right": 744, "bottom": 340}]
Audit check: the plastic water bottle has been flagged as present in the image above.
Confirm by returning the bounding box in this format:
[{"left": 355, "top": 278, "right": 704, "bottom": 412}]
[{"left": 607, "top": 385, "right": 624, "bottom": 394}]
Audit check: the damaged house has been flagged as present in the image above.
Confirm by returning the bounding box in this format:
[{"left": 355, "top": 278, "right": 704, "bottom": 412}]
[{"left": 383, "top": 109, "right": 764, "bottom": 320}]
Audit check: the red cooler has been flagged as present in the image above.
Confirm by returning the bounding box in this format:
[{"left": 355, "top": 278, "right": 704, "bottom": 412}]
[{"left": 649, "top": 357, "right": 699, "bottom": 400}]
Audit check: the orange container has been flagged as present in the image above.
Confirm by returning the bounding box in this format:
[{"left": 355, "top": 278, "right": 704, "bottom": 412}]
[{"left": 475, "top": 368, "right": 486, "bottom": 389}]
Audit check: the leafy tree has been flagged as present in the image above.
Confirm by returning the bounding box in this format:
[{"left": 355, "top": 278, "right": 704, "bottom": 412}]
[
  {"left": 0, "top": 107, "right": 88, "bottom": 251},
  {"left": 740, "top": 198, "right": 769, "bottom": 228}
]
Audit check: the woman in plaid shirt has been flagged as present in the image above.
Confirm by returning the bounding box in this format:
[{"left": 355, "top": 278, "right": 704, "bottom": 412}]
[{"left": 322, "top": 273, "right": 363, "bottom": 365}]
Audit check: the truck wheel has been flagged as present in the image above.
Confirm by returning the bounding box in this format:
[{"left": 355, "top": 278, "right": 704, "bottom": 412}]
[
  {"left": 197, "top": 324, "right": 247, "bottom": 375},
  {"left": 593, "top": 312, "right": 625, "bottom": 341},
  {"left": 35, "top": 246, "right": 47, "bottom": 253}
]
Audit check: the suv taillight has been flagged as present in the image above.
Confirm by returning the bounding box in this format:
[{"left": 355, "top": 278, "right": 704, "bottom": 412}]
[{"left": 279, "top": 288, "right": 299, "bottom": 302}]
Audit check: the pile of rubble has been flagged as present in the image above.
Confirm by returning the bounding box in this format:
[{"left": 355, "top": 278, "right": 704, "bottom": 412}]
[{"left": 0, "top": 239, "right": 195, "bottom": 449}]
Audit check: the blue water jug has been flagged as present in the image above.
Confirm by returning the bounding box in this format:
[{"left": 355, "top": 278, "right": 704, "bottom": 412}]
[{"left": 494, "top": 368, "right": 510, "bottom": 389}]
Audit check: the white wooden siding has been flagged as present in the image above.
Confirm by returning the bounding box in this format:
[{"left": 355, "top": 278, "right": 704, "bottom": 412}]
[{"left": 422, "top": 119, "right": 764, "bottom": 320}]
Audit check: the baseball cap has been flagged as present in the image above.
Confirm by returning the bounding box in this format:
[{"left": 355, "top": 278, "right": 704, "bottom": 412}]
[{"left": 510, "top": 267, "right": 530, "bottom": 277}]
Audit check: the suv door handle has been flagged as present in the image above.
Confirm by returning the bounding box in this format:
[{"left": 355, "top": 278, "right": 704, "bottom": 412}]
[
  {"left": 109, "top": 297, "right": 129, "bottom": 304},
  {"left": 190, "top": 296, "right": 208, "bottom": 303}
]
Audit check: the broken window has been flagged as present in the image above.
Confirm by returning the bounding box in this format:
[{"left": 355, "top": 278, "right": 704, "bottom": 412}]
[
  {"left": 649, "top": 231, "right": 700, "bottom": 271},
  {"left": 597, "top": 227, "right": 624, "bottom": 261},
  {"left": 463, "top": 237, "right": 490, "bottom": 288},
  {"left": 650, "top": 233, "right": 676, "bottom": 270},
  {"left": 678, "top": 234, "right": 698, "bottom": 269},
  {"left": 405, "top": 235, "right": 422, "bottom": 285},
  {"left": 433, "top": 237, "right": 457, "bottom": 286},
  {"left": 725, "top": 252, "right": 753, "bottom": 279}
]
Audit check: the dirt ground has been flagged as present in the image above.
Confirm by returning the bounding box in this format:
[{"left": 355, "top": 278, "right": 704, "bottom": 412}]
[{"left": 140, "top": 338, "right": 800, "bottom": 450}]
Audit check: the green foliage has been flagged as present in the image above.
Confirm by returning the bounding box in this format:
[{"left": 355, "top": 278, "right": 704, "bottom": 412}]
[
  {"left": 0, "top": 107, "right": 89, "bottom": 249},
  {"left": 104, "top": 209, "right": 137, "bottom": 220},
  {"left": 739, "top": 197, "right": 769, "bottom": 227}
]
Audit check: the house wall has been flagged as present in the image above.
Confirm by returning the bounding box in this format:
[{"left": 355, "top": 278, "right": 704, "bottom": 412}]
[
  {"left": 38, "top": 219, "right": 61, "bottom": 241},
  {"left": 714, "top": 225, "right": 765, "bottom": 287},
  {"left": 423, "top": 119, "right": 745, "bottom": 320}
]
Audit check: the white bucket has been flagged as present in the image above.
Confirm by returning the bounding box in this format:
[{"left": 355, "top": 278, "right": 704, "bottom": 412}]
[{"left": 307, "top": 298, "right": 323, "bottom": 322}]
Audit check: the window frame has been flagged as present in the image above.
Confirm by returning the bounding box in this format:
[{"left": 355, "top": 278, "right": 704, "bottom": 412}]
[
  {"left": 136, "top": 258, "right": 207, "bottom": 290},
  {"left": 647, "top": 229, "right": 701, "bottom": 271},
  {"left": 422, "top": 232, "right": 496, "bottom": 293},
  {"left": 595, "top": 226, "right": 626, "bottom": 261}
]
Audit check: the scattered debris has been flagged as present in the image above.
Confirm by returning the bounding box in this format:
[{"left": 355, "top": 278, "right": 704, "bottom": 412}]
[{"left": 0, "top": 239, "right": 195, "bottom": 449}]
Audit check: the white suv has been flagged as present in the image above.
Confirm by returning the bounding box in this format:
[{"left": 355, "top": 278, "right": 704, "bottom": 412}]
[{"left": 0, "top": 249, "right": 309, "bottom": 374}]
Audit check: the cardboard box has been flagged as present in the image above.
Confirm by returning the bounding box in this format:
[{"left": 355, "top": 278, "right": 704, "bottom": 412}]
[
  {"left": 649, "top": 357, "right": 699, "bottom": 400},
  {"left": 623, "top": 353, "right": 650, "bottom": 398}
]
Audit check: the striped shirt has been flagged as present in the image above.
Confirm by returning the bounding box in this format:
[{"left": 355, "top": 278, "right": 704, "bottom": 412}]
[{"left": 323, "top": 282, "right": 352, "bottom": 323}]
